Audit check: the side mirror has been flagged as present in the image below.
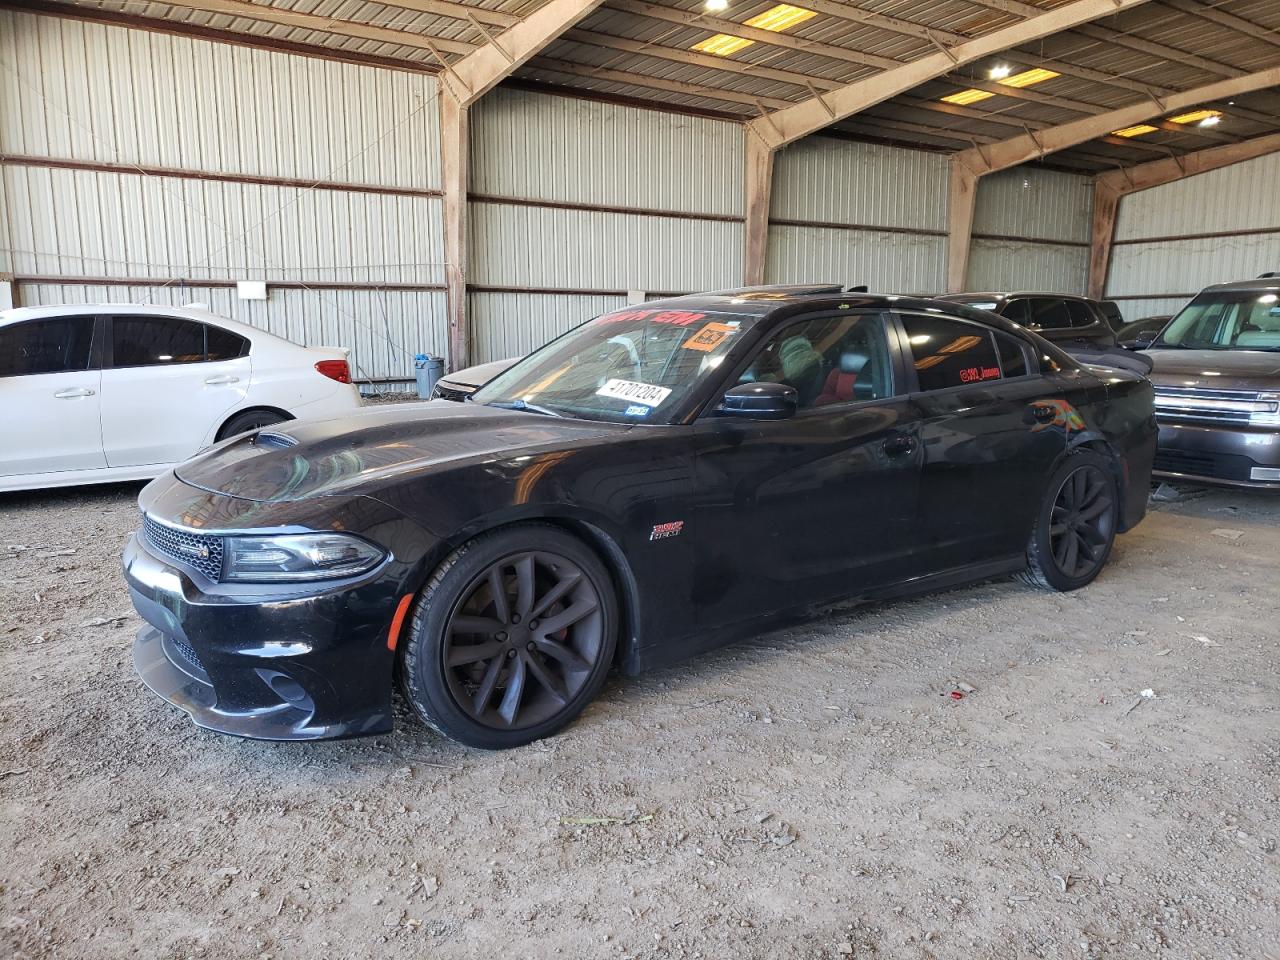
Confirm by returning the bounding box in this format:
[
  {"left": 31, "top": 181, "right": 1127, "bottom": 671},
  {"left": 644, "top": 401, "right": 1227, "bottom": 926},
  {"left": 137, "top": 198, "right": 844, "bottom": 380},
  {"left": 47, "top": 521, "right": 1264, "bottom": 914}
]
[{"left": 718, "top": 381, "right": 798, "bottom": 420}]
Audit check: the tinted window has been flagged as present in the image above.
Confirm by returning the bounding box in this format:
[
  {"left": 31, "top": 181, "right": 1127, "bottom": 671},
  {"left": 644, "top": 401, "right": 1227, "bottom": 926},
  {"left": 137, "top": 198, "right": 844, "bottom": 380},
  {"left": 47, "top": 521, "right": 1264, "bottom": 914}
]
[
  {"left": 901, "top": 314, "right": 1002, "bottom": 391},
  {"left": 738, "top": 312, "right": 893, "bottom": 409},
  {"left": 1028, "top": 298, "right": 1072, "bottom": 330},
  {"left": 1065, "top": 300, "right": 1096, "bottom": 328},
  {"left": 995, "top": 332, "right": 1029, "bottom": 378},
  {"left": 206, "top": 325, "right": 249, "bottom": 361},
  {"left": 113, "top": 317, "right": 208, "bottom": 367},
  {"left": 1001, "top": 299, "right": 1031, "bottom": 326},
  {"left": 0, "top": 316, "right": 95, "bottom": 377}
]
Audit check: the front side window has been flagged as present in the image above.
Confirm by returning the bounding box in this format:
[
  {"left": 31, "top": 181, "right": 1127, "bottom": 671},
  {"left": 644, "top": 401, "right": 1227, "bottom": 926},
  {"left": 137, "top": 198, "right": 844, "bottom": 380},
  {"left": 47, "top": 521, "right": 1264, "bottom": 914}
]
[
  {"left": 901, "top": 313, "right": 1003, "bottom": 391},
  {"left": 1028, "top": 298, "right": 1072, "bottom": 330},
  {"left": 736, "top": 312, "right": 893, "bottom": 410},
  {"left": 1001, "top": 299, "right": 1031, "bottom": 326},
  {"left": 112, "top": 317, "right": 209, "bottom": 367},
  {"left": 1157, "top": 289, "right": 1280, "bottom": 350},
  {"left": 0, "top": 316, "right": 95, "bottom": 377}
]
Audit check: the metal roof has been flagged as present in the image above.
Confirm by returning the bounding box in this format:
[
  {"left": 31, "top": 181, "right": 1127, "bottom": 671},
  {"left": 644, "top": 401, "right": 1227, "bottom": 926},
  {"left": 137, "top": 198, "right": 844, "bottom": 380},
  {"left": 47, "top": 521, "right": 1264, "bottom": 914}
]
[{"left": 32, "top": 0, "right": 1280, "bottom": 173}]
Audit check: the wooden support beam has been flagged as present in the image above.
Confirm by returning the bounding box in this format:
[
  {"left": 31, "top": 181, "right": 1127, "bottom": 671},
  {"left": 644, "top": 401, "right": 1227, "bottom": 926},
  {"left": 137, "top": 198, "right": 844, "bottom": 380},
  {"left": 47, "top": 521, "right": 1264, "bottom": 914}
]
[
  {"left": 743, "top": 0, "right": 1154, "bottom": 151},
  {"left": 440, "top": 92, "right": 469, "bottom": 371},
  {"left": 744, "top": 133, "right": 774, "bottom": 285},
  {"left": 954, "top": 67, "right": 1280, "bottom": 176},
  {"left": 1087, "top": 132, "right": 1280, "bottom": 298},
  {"left": 946, "top": 159, "right": 980, "bottom": 293}
]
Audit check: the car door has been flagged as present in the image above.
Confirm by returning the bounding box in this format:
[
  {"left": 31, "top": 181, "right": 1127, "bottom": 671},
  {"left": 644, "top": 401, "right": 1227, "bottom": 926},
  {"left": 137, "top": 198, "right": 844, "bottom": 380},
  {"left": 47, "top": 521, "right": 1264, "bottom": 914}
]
[
  {"left": 691, "top": 310, "right": 922, "bottom": 628},
  {"left": 0, "top": 314, "right": 104, "bottom": 480},
  {"left": 100, "top": 314, "right": 250, "bottom": 467},
  {"left": 897, "top": 310, "right": 1069, "bottom": 569}
]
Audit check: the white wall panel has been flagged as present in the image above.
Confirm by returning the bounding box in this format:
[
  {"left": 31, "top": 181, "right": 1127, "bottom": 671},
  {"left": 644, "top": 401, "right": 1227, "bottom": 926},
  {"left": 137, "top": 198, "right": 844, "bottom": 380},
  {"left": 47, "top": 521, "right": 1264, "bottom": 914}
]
[
  {"left": 470, "top": 291, "right": 626, "bottom": 364},
  {"left": 4, "top": 166, "right": 445, "bottom": 285},
  {"left": 966, "top": 240, "right": 1089, "bottom": 294},
  {"left": 1106, "top": 235, "right": 1280, "bottom": 298},
  {"left": 772, "top": 137, "right": 948, "bottom": 231},
  {"left": 765, "top": 225, "right": 945, "bottom": 294},
  {"left": 471, "top": 89, "right": 742, "bottom": 215},
  {"left": 1115, "top": 152, "right": 1280, "bottom": 242},
  {"left": 15, "top": 282, "right": 446, "bottom": 382},
  {"left": 470, "top": 202, "right": 742, "bottom": 291},
  {"left": 0, "top": 11, "right": 441, "bottom": 189},
  {"left": 973, "top": 168, "right": 1092, "bottom": 242}
]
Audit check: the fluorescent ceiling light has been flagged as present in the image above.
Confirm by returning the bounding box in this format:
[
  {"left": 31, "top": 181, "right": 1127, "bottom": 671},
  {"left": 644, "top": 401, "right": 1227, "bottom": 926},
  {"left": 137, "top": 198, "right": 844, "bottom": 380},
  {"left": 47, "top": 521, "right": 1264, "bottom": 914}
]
[
  {"left": 1112, "top": 124, "right": 1159, "bottom": 138},
  {"left": 1168, "top": 108, "right": 1222, "bottom": 125},
  {"left": 988, "top": 64, "right": 1012, "bottom": 80},
  {"left": 690, "top": 3, "right": 815, "bottom": 57},
  {"left": 942, "top": 88, "right": 995, "bottom": 106},
  {"left": 939, "top": 66, "right": 1058, "bottom": 106},
  {"left": 744, "top": 3, "right": 817, "bottom": 31},
  {"left": 704, "top": 0, "right": 729, "bottom": 10},
  {"left": 692, "top": 33, "right": 754, "bottom": 55}
]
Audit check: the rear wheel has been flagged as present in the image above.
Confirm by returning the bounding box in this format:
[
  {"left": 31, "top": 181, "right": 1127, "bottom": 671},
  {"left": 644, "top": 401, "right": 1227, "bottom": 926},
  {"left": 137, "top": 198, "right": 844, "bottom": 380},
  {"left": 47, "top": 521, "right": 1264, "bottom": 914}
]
[
  {"left": 401, "top": 524, "right": 617, "bottom": 749},
  {"left": 1021, "top": 451, "right": 1118, "bottom": 591},
  {"left": 217, "top": 408, "right": 290, "bottom": 441}
]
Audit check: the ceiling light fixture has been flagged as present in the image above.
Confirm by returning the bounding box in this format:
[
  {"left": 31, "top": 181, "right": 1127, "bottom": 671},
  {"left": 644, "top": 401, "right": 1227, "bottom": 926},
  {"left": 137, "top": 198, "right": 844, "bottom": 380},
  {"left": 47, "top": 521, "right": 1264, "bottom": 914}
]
[
  {"left": 704, "top": 0, "right": 729, "bottom": 10},
  {"left": 1199, "top": 114, "right": 1222, "bottom": 127},
  {"left": 1168, "top": 108, "right": 1222, "bottom": 125},
  {"left": 690, "top": 4, "right": 815, "bottom": 57},
  {"left": 940, "top": 66, "right": 1058, "bottom": 107},
  {"left": 998, "top": 67, "right": 1060, "bottom": 89},
  {"left": 988, "top": 64, "right": 1012, "bottom": 80},
  {"left": 1112, "top": 124, "right": 1160, "bottom": 138}
]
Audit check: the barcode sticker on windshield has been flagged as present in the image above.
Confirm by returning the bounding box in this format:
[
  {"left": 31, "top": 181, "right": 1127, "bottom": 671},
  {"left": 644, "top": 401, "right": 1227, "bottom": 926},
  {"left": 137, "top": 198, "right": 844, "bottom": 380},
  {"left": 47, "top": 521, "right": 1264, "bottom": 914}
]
[{"left": 596, "top": 379, "right": 673, "bottom": 407}]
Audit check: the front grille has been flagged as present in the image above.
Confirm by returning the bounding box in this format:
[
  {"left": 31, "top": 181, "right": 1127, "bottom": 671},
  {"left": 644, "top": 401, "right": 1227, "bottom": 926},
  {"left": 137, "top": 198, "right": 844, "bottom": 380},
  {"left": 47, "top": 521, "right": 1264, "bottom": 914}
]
[
  {"left": 170, "top": 635, "right": 205, "bottom": 672},
  {"left": 1153, "top": 449, "right": 1256, "bottom": 482},
  {"left": 1153, "top": 387, "right": 1278, "bottom": 425},
  {"left": 143, "top": 515, "right": 224, "bottom": 581}
]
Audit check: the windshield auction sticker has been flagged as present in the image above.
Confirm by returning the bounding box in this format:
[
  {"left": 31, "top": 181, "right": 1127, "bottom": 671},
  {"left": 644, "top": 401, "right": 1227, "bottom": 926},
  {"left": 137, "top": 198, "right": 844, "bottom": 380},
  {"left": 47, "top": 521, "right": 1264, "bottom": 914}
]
[
  {"left": 682, "top": 322, "right": 736, "bottom": 352},
  {"left": 596, "top": 379, "right": 673, "bottom": 407}
]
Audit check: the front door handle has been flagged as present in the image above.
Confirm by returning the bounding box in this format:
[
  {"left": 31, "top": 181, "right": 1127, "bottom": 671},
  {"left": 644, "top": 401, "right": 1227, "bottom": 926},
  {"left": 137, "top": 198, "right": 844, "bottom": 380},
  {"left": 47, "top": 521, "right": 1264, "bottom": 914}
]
[
  {"left": 883, "top": 433, "right": 917, "bottom": 458},
  {"left": 54, "top": 387, "right": 96, "bottom": 399},
  {"left": 1032, "top": 404, "right": 1057, "bottom": 423},
  {"left": 204, "top": 375, "right": 240, "bottom": 385}
]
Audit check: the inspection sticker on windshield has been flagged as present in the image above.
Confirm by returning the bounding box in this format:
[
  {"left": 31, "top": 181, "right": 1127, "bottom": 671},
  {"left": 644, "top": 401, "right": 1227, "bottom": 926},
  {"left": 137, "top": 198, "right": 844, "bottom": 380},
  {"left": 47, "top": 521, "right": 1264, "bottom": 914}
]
[
  {"left": 623, "top": 404, "right": 652, "bottom": 417},
  {"left": 682, "top": 322, "right": 736, "bottom": 352},
  {"left": 596, "top": 379, "right": 672, "bottom": 407}
]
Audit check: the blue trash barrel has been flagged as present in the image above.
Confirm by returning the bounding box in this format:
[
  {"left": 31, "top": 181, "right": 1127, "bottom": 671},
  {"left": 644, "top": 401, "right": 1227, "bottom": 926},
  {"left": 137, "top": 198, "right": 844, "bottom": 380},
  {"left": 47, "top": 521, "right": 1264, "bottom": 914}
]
[{"left": 414, "top": 354, "right": 445, "bottom": 399}]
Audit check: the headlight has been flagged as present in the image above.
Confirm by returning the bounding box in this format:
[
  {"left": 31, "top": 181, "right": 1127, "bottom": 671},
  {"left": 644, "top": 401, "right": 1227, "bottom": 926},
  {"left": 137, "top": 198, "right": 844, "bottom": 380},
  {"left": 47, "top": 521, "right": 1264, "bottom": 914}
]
[{"left": 222, "top": 533, "right": 386, "bottom": 582}]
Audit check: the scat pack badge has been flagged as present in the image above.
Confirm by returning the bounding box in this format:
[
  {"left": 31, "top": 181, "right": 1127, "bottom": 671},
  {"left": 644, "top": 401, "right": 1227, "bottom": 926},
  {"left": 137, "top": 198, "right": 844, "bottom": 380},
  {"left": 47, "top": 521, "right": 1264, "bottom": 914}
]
[{"left": 649, "top": 520, "right": 684, "bottom": 542}]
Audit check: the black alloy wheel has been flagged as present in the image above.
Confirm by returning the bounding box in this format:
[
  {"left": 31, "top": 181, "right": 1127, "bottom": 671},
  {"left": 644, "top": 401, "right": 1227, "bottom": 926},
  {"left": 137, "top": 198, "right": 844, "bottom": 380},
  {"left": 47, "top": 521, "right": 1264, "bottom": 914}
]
[
  {"left": 401, "top": 525, "right": 617, "bottom": 748},
  {"left": 1022, "top": 450, "right": 1118, "bottom": 591}
]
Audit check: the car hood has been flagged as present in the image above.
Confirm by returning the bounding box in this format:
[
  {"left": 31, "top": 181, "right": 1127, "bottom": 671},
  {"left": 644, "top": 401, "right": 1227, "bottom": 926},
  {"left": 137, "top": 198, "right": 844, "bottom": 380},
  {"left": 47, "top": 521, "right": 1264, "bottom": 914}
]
[
  {"left": 439, "top": 357, "right": 518, "bottom": 389},
  {"left": 175, "top": 401, "right": 626, "bottom": 502},
  {"left": 1147, "top": 348, "right": 1280, "bottom": 392}
]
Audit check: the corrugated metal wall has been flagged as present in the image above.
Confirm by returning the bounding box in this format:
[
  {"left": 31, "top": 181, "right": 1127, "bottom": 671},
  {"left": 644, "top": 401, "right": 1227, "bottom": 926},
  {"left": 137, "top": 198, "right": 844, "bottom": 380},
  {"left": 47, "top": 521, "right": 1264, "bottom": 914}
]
[
  {"left": 767, "top": 137, "right": 947, "bottom": 292},
  {"left": 466, "top": 88, "right": 744, "bottom": 363},
  {"left": 0, "top": 10, "right": 445, "bottom": 380},
  {"left": 1107, "top": 152, "right": 1280, "bottom": 314},
  {"left": 967, "top": 167, "right": 1091, "bottom": 293}
]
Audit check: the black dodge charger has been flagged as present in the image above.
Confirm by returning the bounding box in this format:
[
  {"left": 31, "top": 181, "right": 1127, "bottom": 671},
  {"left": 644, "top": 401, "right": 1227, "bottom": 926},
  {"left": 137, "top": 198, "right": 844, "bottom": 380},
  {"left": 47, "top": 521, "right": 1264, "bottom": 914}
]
[{"left": 124, "top": 286, "right": 1157, "bottom": 748}]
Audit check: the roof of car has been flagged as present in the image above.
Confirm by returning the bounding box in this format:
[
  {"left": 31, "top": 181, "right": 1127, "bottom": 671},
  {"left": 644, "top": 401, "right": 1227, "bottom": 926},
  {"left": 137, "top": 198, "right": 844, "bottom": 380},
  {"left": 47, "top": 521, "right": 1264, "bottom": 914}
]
[
  {"left": 938, "top": 292, "right": 1095, "bottom": 302},
  {"left": 1198, "top": 276, "right": 1280, "bottom": 293},
  {"left": 0, "top": 302, "right": 274, "bottom": 342}
]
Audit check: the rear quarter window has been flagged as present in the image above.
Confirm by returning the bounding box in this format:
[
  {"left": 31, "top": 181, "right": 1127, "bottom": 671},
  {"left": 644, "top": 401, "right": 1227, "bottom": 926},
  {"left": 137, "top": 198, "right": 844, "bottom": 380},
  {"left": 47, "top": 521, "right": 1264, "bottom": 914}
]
[{"left": 900, "top": 313, "right": 1003, "bottom": 391}]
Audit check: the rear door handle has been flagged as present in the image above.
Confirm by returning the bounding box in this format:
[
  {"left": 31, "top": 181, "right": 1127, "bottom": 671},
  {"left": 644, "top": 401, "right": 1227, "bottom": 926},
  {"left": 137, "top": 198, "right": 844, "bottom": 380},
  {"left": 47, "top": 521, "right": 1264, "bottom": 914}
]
[
  {"left": 204, "top": 375, "right": 240, "bottom": 385},
  {"left": 883, "top": 433, "right": 917, "bottom": 457},
  {"left": 54, "top": 387, "right": 95, "bottom": 399}
]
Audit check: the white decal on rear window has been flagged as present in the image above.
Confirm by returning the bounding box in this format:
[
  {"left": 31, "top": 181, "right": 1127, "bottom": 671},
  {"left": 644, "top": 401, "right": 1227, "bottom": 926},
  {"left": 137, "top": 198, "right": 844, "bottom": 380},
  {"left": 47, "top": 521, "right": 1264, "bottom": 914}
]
[{"left": 596, "top": 379, "right": 673, "bottom": 407}]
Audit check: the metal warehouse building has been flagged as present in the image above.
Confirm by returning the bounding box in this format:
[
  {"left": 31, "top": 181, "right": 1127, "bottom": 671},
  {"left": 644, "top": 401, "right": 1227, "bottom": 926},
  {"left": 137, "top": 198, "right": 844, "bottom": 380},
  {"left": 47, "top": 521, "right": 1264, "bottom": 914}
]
[{"left": 2, "top": 1, "right": 1278, "bottom": 385}]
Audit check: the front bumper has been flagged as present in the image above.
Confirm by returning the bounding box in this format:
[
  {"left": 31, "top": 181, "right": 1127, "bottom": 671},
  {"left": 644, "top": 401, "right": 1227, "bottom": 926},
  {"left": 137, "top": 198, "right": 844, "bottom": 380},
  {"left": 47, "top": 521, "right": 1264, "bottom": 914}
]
[
  {"left": 124, "top": 533, "right": 400, "bottom": 740},
  {"left": 1153, "top": 420, "right": 1280, "bottom": 489}
]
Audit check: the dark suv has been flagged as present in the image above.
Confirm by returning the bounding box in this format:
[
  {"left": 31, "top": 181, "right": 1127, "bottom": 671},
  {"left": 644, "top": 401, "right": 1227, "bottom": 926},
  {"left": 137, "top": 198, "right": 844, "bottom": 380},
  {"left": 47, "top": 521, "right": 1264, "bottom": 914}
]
[
  {"left": 1144, "top": 275, "right": 1280, "bottom": 489},
  {"left": 938, "top": 293, "right": 1118, "bottom": 350}
]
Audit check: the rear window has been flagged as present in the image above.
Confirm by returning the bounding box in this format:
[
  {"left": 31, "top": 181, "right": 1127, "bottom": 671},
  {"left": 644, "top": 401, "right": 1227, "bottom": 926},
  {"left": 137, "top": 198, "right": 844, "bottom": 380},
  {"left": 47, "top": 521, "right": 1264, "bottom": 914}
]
[
  {"left": 1065, "top": 300, "right": 1096, "bottom": 328},
  {"left": 900, "top": 313, "right": 1002, "bottom": 391},
  {"left": 1028, "top": 298, "right": 1072, "bottom": 330}
]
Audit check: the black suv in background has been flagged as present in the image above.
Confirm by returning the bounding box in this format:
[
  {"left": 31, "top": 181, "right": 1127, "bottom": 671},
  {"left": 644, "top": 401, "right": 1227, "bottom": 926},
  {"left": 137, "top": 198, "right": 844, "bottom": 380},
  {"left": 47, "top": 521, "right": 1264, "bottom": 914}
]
[{"left": 937, "top": 293, "right": 1118, "bottom": 350}]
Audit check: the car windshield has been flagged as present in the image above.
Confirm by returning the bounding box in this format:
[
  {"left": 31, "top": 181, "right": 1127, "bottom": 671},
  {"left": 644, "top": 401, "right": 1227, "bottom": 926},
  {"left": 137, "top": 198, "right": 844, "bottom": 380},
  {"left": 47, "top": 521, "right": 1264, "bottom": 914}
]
[
  {"left": 1155, "top": 288, "right": 1280, "bottom": 351},
  {"left": 471, "top": 305, "right": 758, "bottom": 422}
]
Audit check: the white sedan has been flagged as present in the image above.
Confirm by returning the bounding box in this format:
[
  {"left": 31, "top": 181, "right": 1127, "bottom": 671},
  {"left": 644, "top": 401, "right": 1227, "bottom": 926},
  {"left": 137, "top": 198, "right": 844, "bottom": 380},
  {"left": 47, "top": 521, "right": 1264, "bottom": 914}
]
[{"left": 0, "top": 303, "right": 363, "bottom": 492}]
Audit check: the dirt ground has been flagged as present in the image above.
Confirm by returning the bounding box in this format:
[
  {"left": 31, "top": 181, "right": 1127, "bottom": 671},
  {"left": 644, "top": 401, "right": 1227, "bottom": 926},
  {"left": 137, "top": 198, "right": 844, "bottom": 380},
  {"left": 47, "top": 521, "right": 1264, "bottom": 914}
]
[{"left": 1, "top": 482, "right": 1277, "bottom": 960}]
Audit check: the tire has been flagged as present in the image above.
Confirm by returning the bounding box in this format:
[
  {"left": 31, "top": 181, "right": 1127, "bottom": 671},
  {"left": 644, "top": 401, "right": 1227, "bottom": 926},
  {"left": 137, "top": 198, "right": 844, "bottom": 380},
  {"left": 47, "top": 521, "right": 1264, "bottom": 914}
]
[
  {"left": 216, "top": 408, "right": 290, "bottom": 441},
  {"left": 400, "top": 523, "right": 618, "bottom": 749},
  {"left": 1020, "top": 450, "right": 1119, "bottom": 591}
]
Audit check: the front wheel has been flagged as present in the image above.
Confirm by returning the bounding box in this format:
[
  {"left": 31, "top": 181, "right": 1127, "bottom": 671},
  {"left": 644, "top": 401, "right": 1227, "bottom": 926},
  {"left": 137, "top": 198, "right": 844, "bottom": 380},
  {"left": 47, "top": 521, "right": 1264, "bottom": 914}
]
[
  {"left": 400, "top": 524, "right": 618, "bottom": 749},
  {"left": 1021, "top": 451, "right": 1119, "bottom": 591}
]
